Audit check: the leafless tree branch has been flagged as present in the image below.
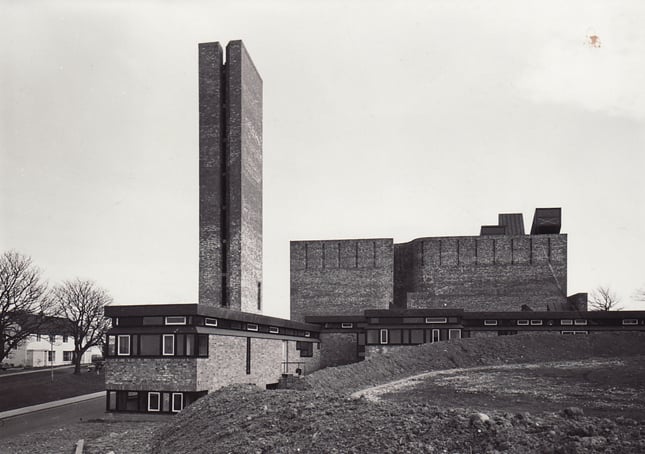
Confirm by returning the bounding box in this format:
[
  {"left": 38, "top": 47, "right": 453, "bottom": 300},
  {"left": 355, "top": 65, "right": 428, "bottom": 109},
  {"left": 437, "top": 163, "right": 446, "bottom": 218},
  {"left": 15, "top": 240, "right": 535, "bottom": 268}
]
[{"left": 588, "top": 286, "right": 622, "bottom": 311}]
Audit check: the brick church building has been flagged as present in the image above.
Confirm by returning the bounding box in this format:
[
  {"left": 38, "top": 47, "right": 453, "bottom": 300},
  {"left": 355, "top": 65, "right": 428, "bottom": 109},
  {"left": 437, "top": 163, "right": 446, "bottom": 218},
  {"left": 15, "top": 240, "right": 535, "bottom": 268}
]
[{"left": 103, "top": 41, "right": 645, "bottom": 414}]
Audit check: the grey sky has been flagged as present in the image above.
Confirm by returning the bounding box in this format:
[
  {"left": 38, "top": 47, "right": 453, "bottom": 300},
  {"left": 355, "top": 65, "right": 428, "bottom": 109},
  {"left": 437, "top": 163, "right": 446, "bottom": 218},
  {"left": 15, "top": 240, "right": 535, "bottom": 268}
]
[{"left": 2, "top": 1, "right": 644, "bottom": 316}]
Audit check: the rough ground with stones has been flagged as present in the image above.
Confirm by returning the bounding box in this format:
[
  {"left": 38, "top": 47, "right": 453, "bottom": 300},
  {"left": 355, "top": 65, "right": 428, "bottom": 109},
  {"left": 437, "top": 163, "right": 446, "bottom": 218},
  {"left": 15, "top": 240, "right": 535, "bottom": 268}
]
[{"left": 2, "top": 332, "right": 644, "bottom": 453}]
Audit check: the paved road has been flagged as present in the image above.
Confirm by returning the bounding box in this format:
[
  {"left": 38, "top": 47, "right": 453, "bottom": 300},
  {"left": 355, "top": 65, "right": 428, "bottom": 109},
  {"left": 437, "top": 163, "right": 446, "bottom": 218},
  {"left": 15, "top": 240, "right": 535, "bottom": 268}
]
[{"left": 0, "top": 396, "right": 106, "bottom": 440}]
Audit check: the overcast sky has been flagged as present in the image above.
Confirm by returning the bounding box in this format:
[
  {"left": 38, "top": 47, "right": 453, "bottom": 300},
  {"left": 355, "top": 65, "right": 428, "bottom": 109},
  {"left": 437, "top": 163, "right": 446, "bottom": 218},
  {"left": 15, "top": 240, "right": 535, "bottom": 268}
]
[{"left": 2, "top": 1, "right": 644, "bottom": 317}]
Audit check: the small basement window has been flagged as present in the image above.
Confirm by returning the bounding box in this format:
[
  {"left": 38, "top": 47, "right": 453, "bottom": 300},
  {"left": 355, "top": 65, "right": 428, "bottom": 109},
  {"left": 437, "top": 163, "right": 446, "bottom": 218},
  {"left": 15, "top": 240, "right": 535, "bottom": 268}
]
[
  {"left": 117, "top": 335, "right": 130, "bottom": 356},
  {"left": 530, "top": 320, "right": 543, "bottom": 326},
  {"left": 622, "top": 319, "right": 638, "bottom": 326},
  {"left": 341, "top": 323, "right": 353, "bottom": 329},
  {"left": 165, "top": 316, "right": 187, "bottom": 326},
  {"left": 246, "top": 323, "right": 259, "bottom": 332},
  {"left": 205, "top": 318, "right": 218, "bottom": 327},
  {"left": 269, "top": 326, "right": 279, "bottom": 334},
  {"left": 379, "top": 329, "right": 388, "bottom": 344},
  {"left": 560, "top": 320, "right": 573, "bottom": 326},
  {"left": 425, "top": 317, "right": 447, "bottom": 324},
  {"left": 574, "top": 320, "right": 587, "bottom": 326},
  {"left": 517, "top": 320, "right": 529, "bottom": 326},
  {"left": 148, "top": 392, "right": 161, "bottom": 412},
  {"left": 484, "top": 320, "right": 498, "bottom": 326}
]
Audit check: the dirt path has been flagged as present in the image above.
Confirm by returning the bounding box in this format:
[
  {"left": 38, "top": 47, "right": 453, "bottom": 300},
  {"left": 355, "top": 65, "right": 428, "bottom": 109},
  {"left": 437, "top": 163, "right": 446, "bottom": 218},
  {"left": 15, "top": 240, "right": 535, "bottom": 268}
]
[{"left": 350, "top": 358, "right": 626, "bottom": 402}]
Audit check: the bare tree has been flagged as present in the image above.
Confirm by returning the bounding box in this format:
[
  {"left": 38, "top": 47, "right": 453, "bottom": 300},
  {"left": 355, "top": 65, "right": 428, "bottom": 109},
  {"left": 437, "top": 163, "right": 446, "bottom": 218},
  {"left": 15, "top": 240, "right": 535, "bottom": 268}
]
[
  {"left": 588, "top": 286, "right": 623, "bottom": 311},
  {"left": 0, "top": 250, "right": 49, "bottom": 363},
  {"left": 51, "top": 279, "right": 112, "bottom": 374}
]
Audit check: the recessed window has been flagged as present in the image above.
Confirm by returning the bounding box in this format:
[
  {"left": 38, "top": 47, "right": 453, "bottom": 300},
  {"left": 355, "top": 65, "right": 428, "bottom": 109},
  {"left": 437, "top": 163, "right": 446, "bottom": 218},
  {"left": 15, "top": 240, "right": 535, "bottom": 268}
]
[
  {"left": 269, "top": 326, "right": 279, "bottom": 334},
  {"left": 562, "top": 330, "right": 588, "bottom": 335},
  {"left": 517, "top": 320, "right": 529, "bottom": 326},
  {"left": 148, "top": 392, "right": 161, "bottom": 412},
  {"left": 63, "top": 351, "right": 73, "bottom": 362},
  {"left": 484, "top": 320, "right": 498, "bottom": 326},
  {"left": 622, "top": 319, "right": 638, "bottom": 326},
  {"left": 304, "top": 331, "right": 311, "bottom": 338},
  {"left": 117, "top": 335, "right": 130, "bottom": 356},
  {"left": 574, "top": 320, "right": 587, "bottom": 326},
  {"left": 171, "top": 393, "right": 184, "bottom": 413},
  {"left": 163, "top": 334, "right": 175, "bottom": 356},
  {"left": 63, "top": 335, "right": 69, "bottom": 343},
  {"left": 165, "top": 316, "right": 187, "bottom": 326},
  {"left": 379, "top": 329, "right": 388, "bottom": 344},
  {"left": 247, "top": 323, "right": 259, "bottom": 332},
  {"left": 205, "top": 318, "right": 218, "bottom": 327},
  {"left": 560, "top": 320, "right": 573, "bottom": 326},
  {"left": 530, "top": 320, "right": 543, "bottom": 326},
  {"left": 425, "top": 317, "right": 447, "bottom": 324},
  {"left": 431, "top": 329, "right": 440, "bottom": 343},
  {"left": 341, "top": 323, "right": 353, "bottom": 329},
  {"left": 48, "top": 351, "right": 55, "bottom": 362}
]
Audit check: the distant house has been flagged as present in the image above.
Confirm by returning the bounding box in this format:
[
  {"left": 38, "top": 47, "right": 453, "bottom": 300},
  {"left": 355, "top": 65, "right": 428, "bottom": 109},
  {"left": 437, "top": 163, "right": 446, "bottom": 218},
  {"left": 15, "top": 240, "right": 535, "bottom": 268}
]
[{"left": 2, "top": 315, "right": 101, "bottom": 368}]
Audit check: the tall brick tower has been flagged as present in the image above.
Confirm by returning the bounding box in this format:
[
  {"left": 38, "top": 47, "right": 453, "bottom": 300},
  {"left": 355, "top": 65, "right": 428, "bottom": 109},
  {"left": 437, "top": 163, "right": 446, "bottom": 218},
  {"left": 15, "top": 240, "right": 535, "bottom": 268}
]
[{"left": 198, "top": 41, "right": 263, "bottom": 314}]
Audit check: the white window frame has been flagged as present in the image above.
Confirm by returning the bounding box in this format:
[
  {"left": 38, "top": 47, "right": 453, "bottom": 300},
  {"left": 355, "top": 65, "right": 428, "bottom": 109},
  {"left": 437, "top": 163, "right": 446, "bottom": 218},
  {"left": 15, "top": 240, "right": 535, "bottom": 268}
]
[
  {"left": 205, "top": 318, "right": 218, "bottom": 327},
  {"left": 425, "top": 317, "right": 447, "bottom": 324},
  {"left": 484, "top": 320, "right": 498, "bottom": 326},
  {"left": 562, "top": 330, "right": 588, "bottom": 335},
  {"left": 449, "top": 329, "right": 461, "bottom": 340},
  {"left": 171, "top": 393, "right": 184, "bottom": 413},
  {"left": 117, "top": 335, "right": 131, "bottom": 356},
  {"left": 246, "top": 323, "right": 259, "bottom": 332},
  {"left": 165, "top": 316, "right": 187, "bottom": 326},
  {"left": 622, "top": 319, "right": 638, "bottom": 326},
  {"left": 574, "top": 319, "right": 587, "bottom": 326},
  {"left": 379, "top": 329, "right": 388, "bottom": 345},
  {"left": 530, "top": 320, "right": 543, "bottom": 326},
  {"left": 162, "top": 334, "right": 175, "bottom": 356},
  {"left": 148, "top": 392, "right": 161, "bottom": 412},
  {"left": 304, "top": 331, "right": 311, "bottom": 338},
  {"left": 431, "top": 329, "right": 440, "bottom": 343},
  {"left": 341, "top": 323, "right": 353, "bottom": 329},
  {"left": 269, "top": 326, "right": 279, "bottom": 334},
  {"left": 560, "top": 319, "right": 573, "bottom": 326},
  {"left": 574, "top": 330, "right": 588, "bottom": 335},
  {"left": 517, "top": 320, "right": 529, "bottom": 326}
]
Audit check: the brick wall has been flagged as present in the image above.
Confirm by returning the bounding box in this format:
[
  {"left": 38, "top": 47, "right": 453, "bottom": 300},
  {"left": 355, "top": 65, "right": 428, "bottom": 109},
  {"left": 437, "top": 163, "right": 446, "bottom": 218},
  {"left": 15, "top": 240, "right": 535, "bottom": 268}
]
[
  {"left": 394, "top": 234, "right": 567, "bottom": 311},
  {"left": 290, "top": 239, "right": 393, "bottom": 322},
  {"left": 226, "top": 41, "right": 263, "bottom": 315},
  {"left": 105, "top": 358, "right": 198, "bottom": 391},
  {"left": 319, "top": 332, "right": 358, "bottom": 368},
  {"left": 198, "top": 42, "right": 225, "bottom": 307},
  {"left": 196, "top": 335, "right": 320, "bottom": 390}
]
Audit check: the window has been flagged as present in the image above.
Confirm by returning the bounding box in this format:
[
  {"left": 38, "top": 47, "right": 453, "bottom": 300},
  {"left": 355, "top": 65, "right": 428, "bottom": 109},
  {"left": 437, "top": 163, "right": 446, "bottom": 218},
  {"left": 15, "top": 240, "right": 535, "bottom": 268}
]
[
  {"left": 246, "top": 337, "right": 251, "bottom": 375},
  {"left": 107, "top": 336, "right": 116, "bottom": 356},
  {"left": 530, "top": 320, "right": 543, "bottom": 326},
  {"left": 379, "top": 329, "right": 388, "bottom": 345},
  {"left": 257, "top": 282, "right": 262, "bottom": 311},
  {"left": 36, "top": 334, "right": 42, "bottom": 342},
  {"left": 269, "top": 326, "right": 279, "bottom": 334},
  {"left": 165, "top": 316, "right": 186, "bottom": 326},
  {"left": 162, "top": 334, "right": 175, "bottom": 356},
  {"left": 197, "top": 334, "right": 209, "bottom": 357},
  {"left": 48, "top": 351, "right": 55, "bottom": 362},
  {"left": 49, "top": 335, "right": 56, "bottom": 343},
  {"left": 63, "top": 335, "right": 69, "bottom": 343},
  {"left": 562, "top": 330, "right": 588, "bottom": 335},
  {"left": 574, "top": 320, "right": 587, "bottom": 326},
  {"left": 431, "top": 329, "right": 440, "bottom": 343},
  {"left": 484, "top": 320, "right": 498, "bottom": 326},
  {"left": 622, "top": 319, "right": 638, "bottom": 326},
  {"left": 304, "top": 331, "right": 311, "bottom": 338},
  {"left": 172, "top": 393, "right": 184, "bottom": 413},
  {"left": 246, "top": 323, "right": 259, "bottom": 332},
  {"left": 341, "top": 323, "right": 353, "bottom": 329},
  {"left": 205, "top": 318, "right": 218, "bottom": 327},
  {"left": 560, "top": 320, "right": 573, "bottom": 326},
  {"left": 449, "top": 329, "right": 461, "bottom": 340},
  {"left": 63, "top": 351, "right": 73, "bottom": 362},
  {"left": 517, "top": 320, "right": 529, "bottom": 326},
  {"left": 425, "top": 317, "right": 447, "bottom": 324},
  {"left": 148, "top": 392, "right": 161, "bottom": 412},
  {"left": 117, "top": 335, "right": 130, "bottom": 356},
  {"left": 296, "top": 341, "right": 313, "bottom": 357}
]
